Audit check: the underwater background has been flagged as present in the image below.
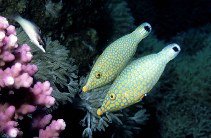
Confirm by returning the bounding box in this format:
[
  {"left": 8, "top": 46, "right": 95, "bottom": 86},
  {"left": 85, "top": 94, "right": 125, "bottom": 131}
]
[{"left": 0, "top": 0, "right": 210, "bottom": 138}]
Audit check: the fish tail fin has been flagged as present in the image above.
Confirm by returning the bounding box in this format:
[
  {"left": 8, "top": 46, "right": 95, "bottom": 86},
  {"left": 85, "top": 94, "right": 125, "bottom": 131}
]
[
  {"left": 7, "top": 12, "right": 21, "bottom": 20},
  {"left": 12, "top": 15, "right": 22, "bottom": 22},
  {"left": 9, "top": 12, "right": 22, "bottom": 22}
]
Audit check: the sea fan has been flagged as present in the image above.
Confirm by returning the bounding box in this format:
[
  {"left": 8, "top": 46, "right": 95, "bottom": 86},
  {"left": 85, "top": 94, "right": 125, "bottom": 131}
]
[
  {"left": 147, "top": 24, "right": 211, "bottom": 138},
  {"left": 16, "top": 28, "right": 79, "bottom": 108},
  {"left": 77, "top": 75, "right": 149, "bottom": 138},
  {"left": 106, "top": 0, "right": 135, "bottom": 40}
]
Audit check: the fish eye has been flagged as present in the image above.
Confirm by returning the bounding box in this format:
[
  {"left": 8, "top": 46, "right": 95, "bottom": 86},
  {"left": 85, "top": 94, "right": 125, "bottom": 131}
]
[
  {"left": 110, "top": 93, "right": 116, "bottom": 100},
  {"left": 95, "top": 72, "right": 102, "bottom": 79}
]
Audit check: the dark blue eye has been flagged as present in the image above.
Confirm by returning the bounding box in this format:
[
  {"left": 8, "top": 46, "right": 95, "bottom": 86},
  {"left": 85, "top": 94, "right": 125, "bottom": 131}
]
[
  {"left": 110, "top": 93, "right": 116, "bottom": 100},
  {"left": 96, "top": 72, "right": 102, "bottom": 79}
]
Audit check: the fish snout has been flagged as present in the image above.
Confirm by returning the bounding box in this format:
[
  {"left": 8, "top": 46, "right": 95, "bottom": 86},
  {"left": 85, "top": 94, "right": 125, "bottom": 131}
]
[
  {"left": 97, "top": 108, "right": 105, "bottom": 116},
  {"left": 82, "top": 85, "right": 88, "bottom": 92}
]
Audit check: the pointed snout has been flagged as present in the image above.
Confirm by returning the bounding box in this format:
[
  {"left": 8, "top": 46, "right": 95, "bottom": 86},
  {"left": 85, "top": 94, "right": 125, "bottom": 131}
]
[
  {"left": 97, "top": 108, "right": 104, "bottom": 116},
  {"left": 82, "top": 85, "right": 88, "bottom": 92}
]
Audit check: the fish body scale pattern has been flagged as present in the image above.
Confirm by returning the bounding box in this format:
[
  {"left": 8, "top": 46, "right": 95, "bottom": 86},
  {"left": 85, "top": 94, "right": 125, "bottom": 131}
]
[
  {"left": 83, "top": 23, "right": 151, "bottom": 92},
  {"left": 86, "top": 33, "right": 140, "bottom": 90},
  {"left": 100, "top": 54, "right": 166, "bottom": 113},
  {"left": 96, "top": 34, "right": 138, "bottom": 81}
]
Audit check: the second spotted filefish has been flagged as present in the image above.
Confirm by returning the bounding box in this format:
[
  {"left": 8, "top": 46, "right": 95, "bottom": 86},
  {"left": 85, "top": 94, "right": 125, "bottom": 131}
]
[
  {"left": 97, "top": 44, "right": 181, "bottom": 116},
  {"left": 83, "top": 23, "right": 152, "bottom": 92}
]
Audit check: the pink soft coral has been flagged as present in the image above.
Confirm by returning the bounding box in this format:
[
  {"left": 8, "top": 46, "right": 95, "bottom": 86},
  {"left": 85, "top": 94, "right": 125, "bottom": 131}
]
[{"left": 0, "top": 16, "right": 65, "bottom": 137}]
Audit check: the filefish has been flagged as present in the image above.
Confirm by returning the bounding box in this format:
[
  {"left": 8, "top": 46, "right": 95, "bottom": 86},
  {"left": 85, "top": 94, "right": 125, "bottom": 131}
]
[
  {"left": 83, "top": 23, "right": 152, "bottom": 92},
  {"left": 97, "top": 44, "right": 181, "bottom": 116},
  {"left": 13, "top": 15, "right": 46, "bottom": 52}
]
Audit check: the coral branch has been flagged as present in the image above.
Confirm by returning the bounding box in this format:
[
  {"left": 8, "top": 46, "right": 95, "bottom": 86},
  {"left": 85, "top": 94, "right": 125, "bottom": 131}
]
[
  {"left": 37, "top": 119, "right": 66, "bottom": 138},
  {"left": 0, "top": 15, "right": 65, "bottom": 138}
]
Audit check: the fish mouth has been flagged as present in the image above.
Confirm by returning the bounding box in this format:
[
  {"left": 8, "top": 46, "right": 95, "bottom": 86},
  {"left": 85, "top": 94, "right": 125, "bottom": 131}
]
[
  {"left": 97, "top": 108, "right": 104, "bottom": 116},
  {"left": 82, "top": 85, "right": 88, "bottom": 92}
]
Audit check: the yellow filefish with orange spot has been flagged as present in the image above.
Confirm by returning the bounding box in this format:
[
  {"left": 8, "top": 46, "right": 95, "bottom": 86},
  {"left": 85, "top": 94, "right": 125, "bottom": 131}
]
[
  {"left": 97, "top": 44, "right": 181, "bottom": 116},
  {"left": 83, "top": 23, "right": 152, "bottom": 92}
]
